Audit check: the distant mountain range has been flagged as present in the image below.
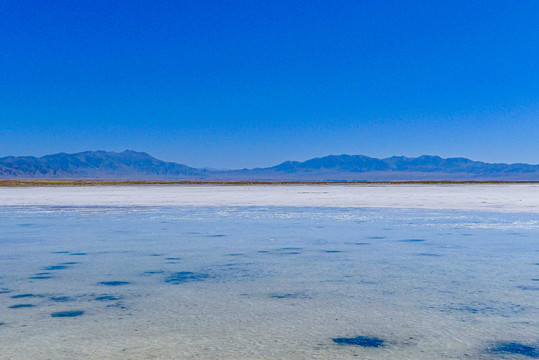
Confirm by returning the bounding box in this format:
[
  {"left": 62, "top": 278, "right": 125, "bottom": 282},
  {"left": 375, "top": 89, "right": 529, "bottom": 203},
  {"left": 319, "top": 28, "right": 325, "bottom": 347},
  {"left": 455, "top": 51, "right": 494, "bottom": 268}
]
[{"left": 1, "top": 150, "right": 539, "bottom": 181}]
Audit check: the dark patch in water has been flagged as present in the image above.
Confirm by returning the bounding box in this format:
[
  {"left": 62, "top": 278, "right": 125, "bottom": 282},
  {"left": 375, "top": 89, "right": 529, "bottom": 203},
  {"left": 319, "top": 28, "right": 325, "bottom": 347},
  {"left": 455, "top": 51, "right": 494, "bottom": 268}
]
[
  {"left": 270, "top": 293, "right": 295, "bottom": 299},
  {"left": 269, "top": 292, "right": 310, "bottom": 299},
  {"left": 165, "top": 258, "right": 180, "bottom": 260},
  {"left": 35, "top": 272, "right": 51, "bottom": 275},
  {"left": 259, "top": 249, "right": 301, "bottom": 255},
  {"left": 458, "top": 305, "right": 487, "bottom": 314},
  {"left": 29, "top": 276, "right": 52, "bottom": 279},
  {"left": 11, "top": 294, "right": 41, "bottom": 299},
  {"left": 61, "top": 262, "right": 78, "bottom": 265},
  {"left": 517, "top": 285, "right": 539, "bottom": 291},
  {"left": 208, "top": 234, "right": 226, "bottom": 237},
  {"left": 54, "top": 251, "right": 70, "bottom": 254},
  {"left": 0, "top": 322, "right": 4, "bottom": 326},
  {"left": 417, "top": 253, "right": 441, "bottom": 257},
  {"left": 222, "top": 262, "right": 254, "bottom": 267},
  {"left": 532, "top": 279, "right": 539, "bottom": 281},
  {"left": 17, "top": 223, "right": 33, "bottom": 227},
  {"left": 488, "top": 342, "right": 539, "bottom": 358},
  {"left": 399, "top": 239, "right": 425, "bottom": 242},
  {"left": 106, "top": 302, "right": 127, "bottom": 309},
  {"left": 149, "top": 254, "right": 163, "bottom": 257},
  {"left": 9, "top": 304, "right": 35, "bottom": 309},
  {"left": 165, "top": 272, "right": 209, "bottom": 284},
  {"left": 69, "top": 253, "right": 87, "bottom": 256},
  {"left": 50, "top": 296, "right": 73, "bottom": 302},
  {"left": 333, "top": 336, "right": 385, "bottom": 347},
  {"left": 143, "top": 271, "right": 165, "bottom": 274},
  {"left": 51, "top": 310, "right": 84, "bottom": 318},
  {"left": 43, "top": 265, "right": 69, "bottom": 270},
  {"left": 99, "top": 281, "right": 130, "bottom": 286},
  {"left": 448, "top": 305, "right": 486, "bottom": 315},
  {"left": 443, "top": 301, "right": 525, "bottom": 316},
  {"left": 368, "top": 236, "right": 386, "bottom": 240},
  {"left": 355, "top": 242, "right": 370, "bottom": 245},
  {"left": 324, "top": 250, "right": 342, "bottom": 253},
  {"left": 227, "top": 253, "right": 244, "bottom": 256},
  {"left": 95, "top": 295, "right": 120, "bottom": 301},
  {"left": 0, "top": 289, "right": 11, "bottom": 295},
  {"left": 359, "top": 280, "right": 378, "bottom": 285}
]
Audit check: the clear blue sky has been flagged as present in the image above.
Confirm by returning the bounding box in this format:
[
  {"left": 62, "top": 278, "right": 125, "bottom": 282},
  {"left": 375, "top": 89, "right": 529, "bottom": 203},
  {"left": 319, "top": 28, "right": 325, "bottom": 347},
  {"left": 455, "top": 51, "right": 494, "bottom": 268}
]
[{"left": 1, "top": 1, "right": 538, "bottom": 168}]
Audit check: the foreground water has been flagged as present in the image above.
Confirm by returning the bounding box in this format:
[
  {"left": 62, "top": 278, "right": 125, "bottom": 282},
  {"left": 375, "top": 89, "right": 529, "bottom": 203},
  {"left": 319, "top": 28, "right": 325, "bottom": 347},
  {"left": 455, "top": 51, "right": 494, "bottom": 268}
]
[{"left": 0, "top": 205, "right": 538, "bottom": 359}]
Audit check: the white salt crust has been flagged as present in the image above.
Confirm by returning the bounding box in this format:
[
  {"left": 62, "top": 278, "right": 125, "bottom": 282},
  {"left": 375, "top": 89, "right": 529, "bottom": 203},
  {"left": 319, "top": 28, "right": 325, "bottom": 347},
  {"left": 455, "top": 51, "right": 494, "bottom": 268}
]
[{"left": 1, "top": 184, "right": 538, "bottom": 212}]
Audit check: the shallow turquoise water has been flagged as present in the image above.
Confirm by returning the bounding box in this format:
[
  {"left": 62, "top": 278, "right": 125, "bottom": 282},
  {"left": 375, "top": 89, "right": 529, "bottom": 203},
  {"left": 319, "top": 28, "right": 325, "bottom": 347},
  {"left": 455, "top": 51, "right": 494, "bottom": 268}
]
[{"left": 0, "top": 206, "right": 538, "bottom": 359}]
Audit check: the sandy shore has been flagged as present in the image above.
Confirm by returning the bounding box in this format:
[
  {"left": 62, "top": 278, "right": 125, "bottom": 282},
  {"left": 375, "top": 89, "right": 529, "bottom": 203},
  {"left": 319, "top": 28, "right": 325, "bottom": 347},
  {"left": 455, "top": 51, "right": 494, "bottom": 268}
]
[{"left": 1, "top": 184, "right": 538, "bottom": 212}]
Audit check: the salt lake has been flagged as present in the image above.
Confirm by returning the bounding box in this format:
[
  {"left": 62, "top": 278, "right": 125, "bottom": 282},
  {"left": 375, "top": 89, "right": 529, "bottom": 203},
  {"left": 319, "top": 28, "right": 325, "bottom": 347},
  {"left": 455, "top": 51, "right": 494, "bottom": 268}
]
[{"left": 0, "top": 185, "right": 538, "bottom": 359}]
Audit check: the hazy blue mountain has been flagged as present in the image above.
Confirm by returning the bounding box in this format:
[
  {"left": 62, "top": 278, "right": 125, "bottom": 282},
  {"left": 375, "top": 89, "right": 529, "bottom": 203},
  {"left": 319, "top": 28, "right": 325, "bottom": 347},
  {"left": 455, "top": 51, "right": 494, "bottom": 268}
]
[
  {"left": 271, "top": 155, "right": 390, "bottom": 172},
  {"left": 0, "top": 150, "right": 206, "bottom": 180},
  {"left": 382, "top": 155, "right": 537, "bottom": 173},
  {"left": 246, "top": 154, "right": 539, "bottom": 180},
  {"left": 267, "top": 154, "right": 538, "bottom": 174},
  {"left": 1, "top": 151, "right": 539, "bottom": 180}
]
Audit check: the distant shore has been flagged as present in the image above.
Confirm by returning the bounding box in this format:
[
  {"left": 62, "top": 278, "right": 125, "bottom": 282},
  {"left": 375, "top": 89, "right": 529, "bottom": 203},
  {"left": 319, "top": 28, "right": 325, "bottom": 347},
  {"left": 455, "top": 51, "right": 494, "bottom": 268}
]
[{"left": 2, "top": 180, "right": 539, "bottom": 187}]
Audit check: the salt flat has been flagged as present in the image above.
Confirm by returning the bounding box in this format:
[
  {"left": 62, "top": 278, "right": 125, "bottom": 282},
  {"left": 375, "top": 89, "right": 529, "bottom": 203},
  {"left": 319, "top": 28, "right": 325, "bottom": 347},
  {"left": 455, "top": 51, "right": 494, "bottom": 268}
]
[
  {"left": 1, "top": 205, "right": 538, "bottom": 360},
  {"left": 2, "top": 185, "right": 539, "bottom": 359},
  {"left": 0, "top": 184, "right": 538, "bottom": 212}
]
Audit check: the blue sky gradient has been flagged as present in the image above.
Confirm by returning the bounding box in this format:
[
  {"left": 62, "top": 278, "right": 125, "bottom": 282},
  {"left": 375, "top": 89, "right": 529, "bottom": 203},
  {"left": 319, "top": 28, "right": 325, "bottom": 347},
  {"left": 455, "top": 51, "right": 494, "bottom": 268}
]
[{"left": 1, "top": 1, "right": 538, "bottom": 168}]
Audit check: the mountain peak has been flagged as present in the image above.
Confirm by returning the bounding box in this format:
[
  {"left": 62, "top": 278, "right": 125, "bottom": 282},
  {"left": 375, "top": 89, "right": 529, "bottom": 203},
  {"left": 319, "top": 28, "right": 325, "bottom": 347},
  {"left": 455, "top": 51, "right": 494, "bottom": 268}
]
[{"left": 0, "top": 150, "right": 201, "bottom": 180}]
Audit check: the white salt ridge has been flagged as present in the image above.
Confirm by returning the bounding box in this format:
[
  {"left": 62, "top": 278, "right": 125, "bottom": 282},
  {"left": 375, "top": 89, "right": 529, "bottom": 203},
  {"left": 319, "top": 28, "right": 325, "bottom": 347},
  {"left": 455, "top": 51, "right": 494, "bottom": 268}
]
[{"left": 1, "top": 184, "right": 539, "bottom": 212}]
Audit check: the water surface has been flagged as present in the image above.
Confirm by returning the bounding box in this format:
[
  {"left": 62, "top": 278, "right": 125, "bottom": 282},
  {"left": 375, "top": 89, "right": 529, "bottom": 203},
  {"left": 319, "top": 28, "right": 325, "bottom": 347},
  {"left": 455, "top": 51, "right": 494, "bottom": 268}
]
[{"left": 0, "top": 205, "right": 538, "bottom": 359}]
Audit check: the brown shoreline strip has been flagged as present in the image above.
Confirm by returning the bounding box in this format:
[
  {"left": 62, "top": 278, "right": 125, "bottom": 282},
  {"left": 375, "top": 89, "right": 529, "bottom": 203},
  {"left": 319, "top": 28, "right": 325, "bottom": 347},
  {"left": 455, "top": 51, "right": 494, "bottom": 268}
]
[{"left": 1, "top": 180, "right": 539, "bottom": 187}]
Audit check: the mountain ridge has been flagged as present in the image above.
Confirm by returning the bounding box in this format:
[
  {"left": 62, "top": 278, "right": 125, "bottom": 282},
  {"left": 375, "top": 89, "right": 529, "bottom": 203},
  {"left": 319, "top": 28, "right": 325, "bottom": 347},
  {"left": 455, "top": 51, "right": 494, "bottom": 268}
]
[
  {"left": 1, "top": 150, "right": 539, "bottom": 181},
  {"left": 0, "top": 150, "right": 204, "bottom": 180}
]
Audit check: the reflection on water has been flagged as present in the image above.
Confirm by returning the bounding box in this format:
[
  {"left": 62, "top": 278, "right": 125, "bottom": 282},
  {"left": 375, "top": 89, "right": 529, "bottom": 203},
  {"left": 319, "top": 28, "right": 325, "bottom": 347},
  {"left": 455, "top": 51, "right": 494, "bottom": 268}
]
[{"left": 0, "top": 206, "right": 538, "bottom": 359}]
